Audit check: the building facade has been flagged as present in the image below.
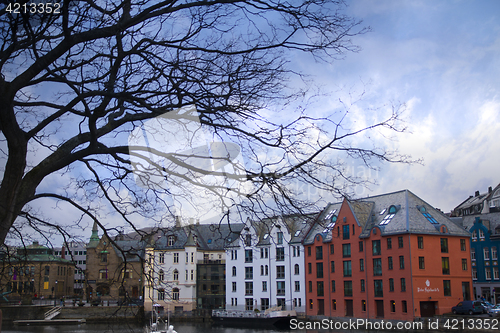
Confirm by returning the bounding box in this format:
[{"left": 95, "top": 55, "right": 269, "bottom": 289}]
[
  {"left": 54, "top": 241, "right": 87, "bottom": 295},
  {"left": 86, "top": 222, "right": 145, "bottom": 303},
  {"left": 469, "top": 217, "right": 500, "bottom": 303},
  {"left": 304, "top": 190, "right": 473, "bottom": 320},
  {"left": 225, "top": 214, "right": 314, "bottom": 314},
  {"left": 143, "top": 222, "right": 243, "bottom": 313},
  {"left": 0, "top": 241, "right": 74, "bottom": 300}
]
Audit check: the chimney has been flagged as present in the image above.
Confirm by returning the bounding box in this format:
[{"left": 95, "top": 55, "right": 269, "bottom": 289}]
[
  {"left": 189, "top": 217, "right": 194, "bottom": 225},
  {"left": 175, "top": 215, "right": 181, "bottom": 228},
  {"left": 475, "top": 191, "right": 480, "bottom": 197},
  {"left": 61, "top": 245, "right": 66, "bottom": 259},
  {"left": 489, "top": 186, "right": 493, "bottom": 193}
]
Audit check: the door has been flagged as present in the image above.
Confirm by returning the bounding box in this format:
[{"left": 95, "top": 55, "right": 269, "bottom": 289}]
[
  {"left": 345, "top": 300, "right": 353, "bottom": 316},
  {"left": 420, "top": 301, "right": 436, "bottom": 317},
  {"left": 318, "top": 299, "right": 324, "bottom": 315},
  {"left": 375, "top": 300, "right": 384, "bottom": 318},
  {"left": 132, "top": 286, "right": 138, "bottom": 298}
]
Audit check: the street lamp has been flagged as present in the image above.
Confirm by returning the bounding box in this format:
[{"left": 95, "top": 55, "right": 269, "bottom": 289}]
[{"left": 54, "top": 281, "right": 58, "bottom": 306}]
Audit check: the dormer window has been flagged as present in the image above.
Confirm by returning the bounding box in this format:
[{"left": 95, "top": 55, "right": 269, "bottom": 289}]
[
  {"left": 324, "top": 209, "right": 337, "bottom": 220},
  {"left": 263, "top": 233, "right": 269, "bottom": 240},
  {"left": 168, "top": 236, "right": 175, "bottom": 246},
  {"left": 479, "top": 230, "right": 485, "bottom": 240},
  {"left": 294, "top": 230, "right": 301, "bottom": 237},
  {"left": 380, "top": 206, "right": 398, "bottom": 225},
  {"left": 419, "top": 206, "right": 438, "bottom": 224}
]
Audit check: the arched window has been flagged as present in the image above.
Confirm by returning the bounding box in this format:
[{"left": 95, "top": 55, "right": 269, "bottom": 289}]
[
  {"left": 173, "top": 269, "right": 179, "bottom": 281},
  {"left": 172, "top": 288, "right": 179, "bottom": 301},
  {"left": 294, "top": 264, "right": 300, "bottom": 275},
  {"left": 159, "top": 270, "right": 164, "bottom": 281},
  {"left": 232, "top": 266, "right": 236, "bottom": 276}
]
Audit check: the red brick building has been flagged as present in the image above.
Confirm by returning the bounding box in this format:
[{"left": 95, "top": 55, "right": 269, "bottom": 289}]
[{"left": 304, "top": 190, "right": 472, "bottom": 320}]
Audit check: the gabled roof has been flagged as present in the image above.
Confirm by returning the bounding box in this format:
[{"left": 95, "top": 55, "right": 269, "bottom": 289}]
[
  {"left": 250, "top": 213, "right": 317, "bottom": 247},
  {"left": 303, "top": 202, "right": 343, "bottom": 245}
]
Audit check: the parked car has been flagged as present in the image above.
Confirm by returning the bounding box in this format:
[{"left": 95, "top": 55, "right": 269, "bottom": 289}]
[
  {"left": 488, "top": 304, "right": 500, "bottom": 316},
  {"left": 452, "top": 301, "right": 484, "bottom": 315},
  {"left": 481, "top": 301, "right": 494, "bottom": 314}
]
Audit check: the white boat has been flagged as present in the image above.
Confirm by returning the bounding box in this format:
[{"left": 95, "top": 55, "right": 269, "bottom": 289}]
[{"left": 147, "top": 304, "right": 177, "bottom": 333}]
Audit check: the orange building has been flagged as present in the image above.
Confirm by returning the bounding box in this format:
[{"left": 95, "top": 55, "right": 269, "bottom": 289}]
[{"left": 304, "top": 190, "right": 472, "bottom": 320}]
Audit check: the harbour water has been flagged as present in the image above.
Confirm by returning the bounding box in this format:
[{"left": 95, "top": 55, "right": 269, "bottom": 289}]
[{"left": 2, "top": 322, "right": 301, "bottom": 333}]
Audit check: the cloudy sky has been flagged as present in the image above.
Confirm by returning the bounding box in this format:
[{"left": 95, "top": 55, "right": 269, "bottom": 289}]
[{"left": 309, "top": 0, "right": 500, "bottom": 213}]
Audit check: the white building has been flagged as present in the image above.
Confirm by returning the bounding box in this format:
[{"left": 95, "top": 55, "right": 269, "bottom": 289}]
[
  {"left": 54, "top": 241, "right": 87, "bottom": 295},
  {"left": 225, "top": 214, "right": 315, "bottom": 314},
  {"left": 144, "top": 221, "right": 244, "bottom": 313}
]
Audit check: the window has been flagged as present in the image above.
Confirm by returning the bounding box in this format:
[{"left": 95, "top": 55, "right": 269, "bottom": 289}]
[
  {"left": 443, "top": 280, "right": 451, "bottom": 296},
  {"left": 295, "top": 281, "right": 300, "bottom": 292},
  {"left": 277, "top": 266, "right": 285, "bottom": 279},
  {"left": 398, "top": 236, "right": 403, "bottom": 248},
  {"left": 316, "top": 263, "right": 324, "bottom": 278},
  {"left": 359, "top": 241, "right": 363, "bottom": 252},
  {"left": 232, "top": 266, "right": 236, "bottom": 276},
  {"left": 159, "top": 253, "right": 164, "bottom": 264},
  {"left": 231, "top": 250, "right": 238, "bottom": 260},
  {"left": 460, "top": 239, "right": 466, "bottom": 251},
  {"left": 316, "top": 246, "right": 323, "bottom": 260},
  {"left": 332, "top": 299, "right": 337, "bottom": 310},
  {"left": 330, "top": 244, "right": 334, "bottom": 254},
  {"left": 402, "top": 301, "right": 408, "bottom": 313},
  {"left": 232, "top": 282, "right": 237, "bottom": 292},
  {"left": 309, "top": 281, "right": 312, "bottom": 293},
  {"left": 441, "top": 238, "right": 448, "bottom": 253},
  {"left": 173, "top": 253, "right": 179, "bottom": 263},
  {"left": 331, "top": 280, "right": 336, "bottom": 292},
  {"left": 101, "top": 253, "right": 107, "bottom": 263},
  {"left": 173, "top": 269, "right": 178, "bottom": 281},
  {"left": 479, "top": 229, "right": 485, "bottom": 240},
  {"left": 420, "top": 206, "right": 438, "bottom": 224},
  {"left": 245, "top": 298, "right": 253, "bottom": 310},
  {"left": 262, "top": 281, "right": 267, "bottom": 291},
  {"left": 462, "top": 259, "right": 467, "bottom": 271},
  {"left": 419, "top": 257, "right": 425, "bottom": 269},
  {"left": 186, "top": 253, "right": 189, "bottom": 263},
  {"left": 373, "top": 258, "right": 382, "bottom": 276},
  {"left": 472, "top": 268, "right": 477, "bottom": 280},
  {"left": 359, "top": 259, "right": 364, "bottom": 272},
  {"left": 494, "top": 267, "right": 499, "bottom": 280},
  {"left": 372, "top": 240, "right": 381, "bottom": 255},
  {"left": 277, "top": 281, "right": 286, "bottom": 295},
  {"left": 245, "top": 282, "right": 253, "bottom": 295},
  {"left": 191, "top": 269, "right": 194, "bottom": 280},
  {"left": 399, "top": 256, "right": 405, "bottom": 269},
  {"left": 245, "top": 267, "right": 253, "bottom": 279},
  {"left": 390, "top": 300, "right": 396, "bottom": 312},
  {"left": 308, "top": 263, "right": 312, "bottom": 274},
  {"left": 493, "top": 247, "right": 498, "bottom": 260},
  {"left": 307, "top": 246, "right": 311, "bottom": 256},
  {"left": 374, "top": 280, "right": 383, "bottom": 297},
  {"left": 484, "top": 247, "right": 490, "bottom": 260},
  {"left": 245, "top": 234, "right": 251, "bottom": 246},
  {"left": 168, "top": 236, "right": 175, "bottom": 246},
  {"left": 277, "top": 231, "right": 284, "bottom": 245},
  {"left": 172, "top": 288, "right": 179, "bottom": 300},
  {"left": 316, "top": 281, "right": 324, "bottom": 296},
  {"left": 344, "top": 281, "right": 353, "bottom": 297},
  {"left": 343, "top": 261, "right": 352, "bottom": 277},
  {"left": 99, "top": 269, "right": 108, "bottom": 279},
  {"left": 360, "top": 279, "right": 365, "bottom": 292},
  {"left": 442, "top": 257, "right": 450, "bottom": 275},
  {"left": 471, "top": 248, "right": 476, "bottom": 261},
  {"left": 418, "top": 236, "right": 424, "bottom": 249},
  {"left": 362, "top": 300, "right": 367, "bottom": 311},
  {"left": 486, "top": 268, "right": 492, "bottom": 280},
  {"left": 261, "top": 298, "right": 269, "bottom": 311},
  {"left": 388, "top": 257, "right": 393, "bottom": 270},
  {"left": 342, "top": 244, "right": 351, "bottom": 257},
  {"left": 276, "top": 247, "right": 285, "bottom": 261},
  {"left": 389, "top": 278, "right": 394, "bottom": 292},
  {"left": 330, "top": 261, "right": 335, "bottom": 273},
  {"left": 185, "top": 270, "right": 188, "bottom": 280},
  {"left": 343, "top": 225, "right": 350, "bottom": 240},
  {"left": 401, "top": 278, "right": 406, "bottom": 292},
  {"left": 158, "top": 270, "right": 164, "bottom": 281},
  {"left": 245, "top": 249, "right": 253, "bottom": 263},
  {"left": 265, "top": 265, "right": 268, "bottom": 276},
  {"left": 387, "top": 238, "right": 392, "bottom": 249},
  {"left": 294, "top": 264, "right": 300, "bottom": 275},
  {"left": 309, "top": 299, "right": 313, "bottom": 310}
]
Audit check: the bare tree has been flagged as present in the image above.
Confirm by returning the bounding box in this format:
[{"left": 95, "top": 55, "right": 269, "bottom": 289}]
[{"left": 0, "top": 0, "right": 410, "bottom": 246}]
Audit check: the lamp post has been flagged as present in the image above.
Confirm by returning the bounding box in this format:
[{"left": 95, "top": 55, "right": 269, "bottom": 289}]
[{"left": 54, "top": 281, "right": 58, "bottom": 306}]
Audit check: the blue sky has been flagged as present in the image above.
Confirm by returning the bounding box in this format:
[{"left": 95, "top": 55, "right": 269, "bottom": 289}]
[{"left": 303, "top": 0, "right": 500, "bottom": 212}]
